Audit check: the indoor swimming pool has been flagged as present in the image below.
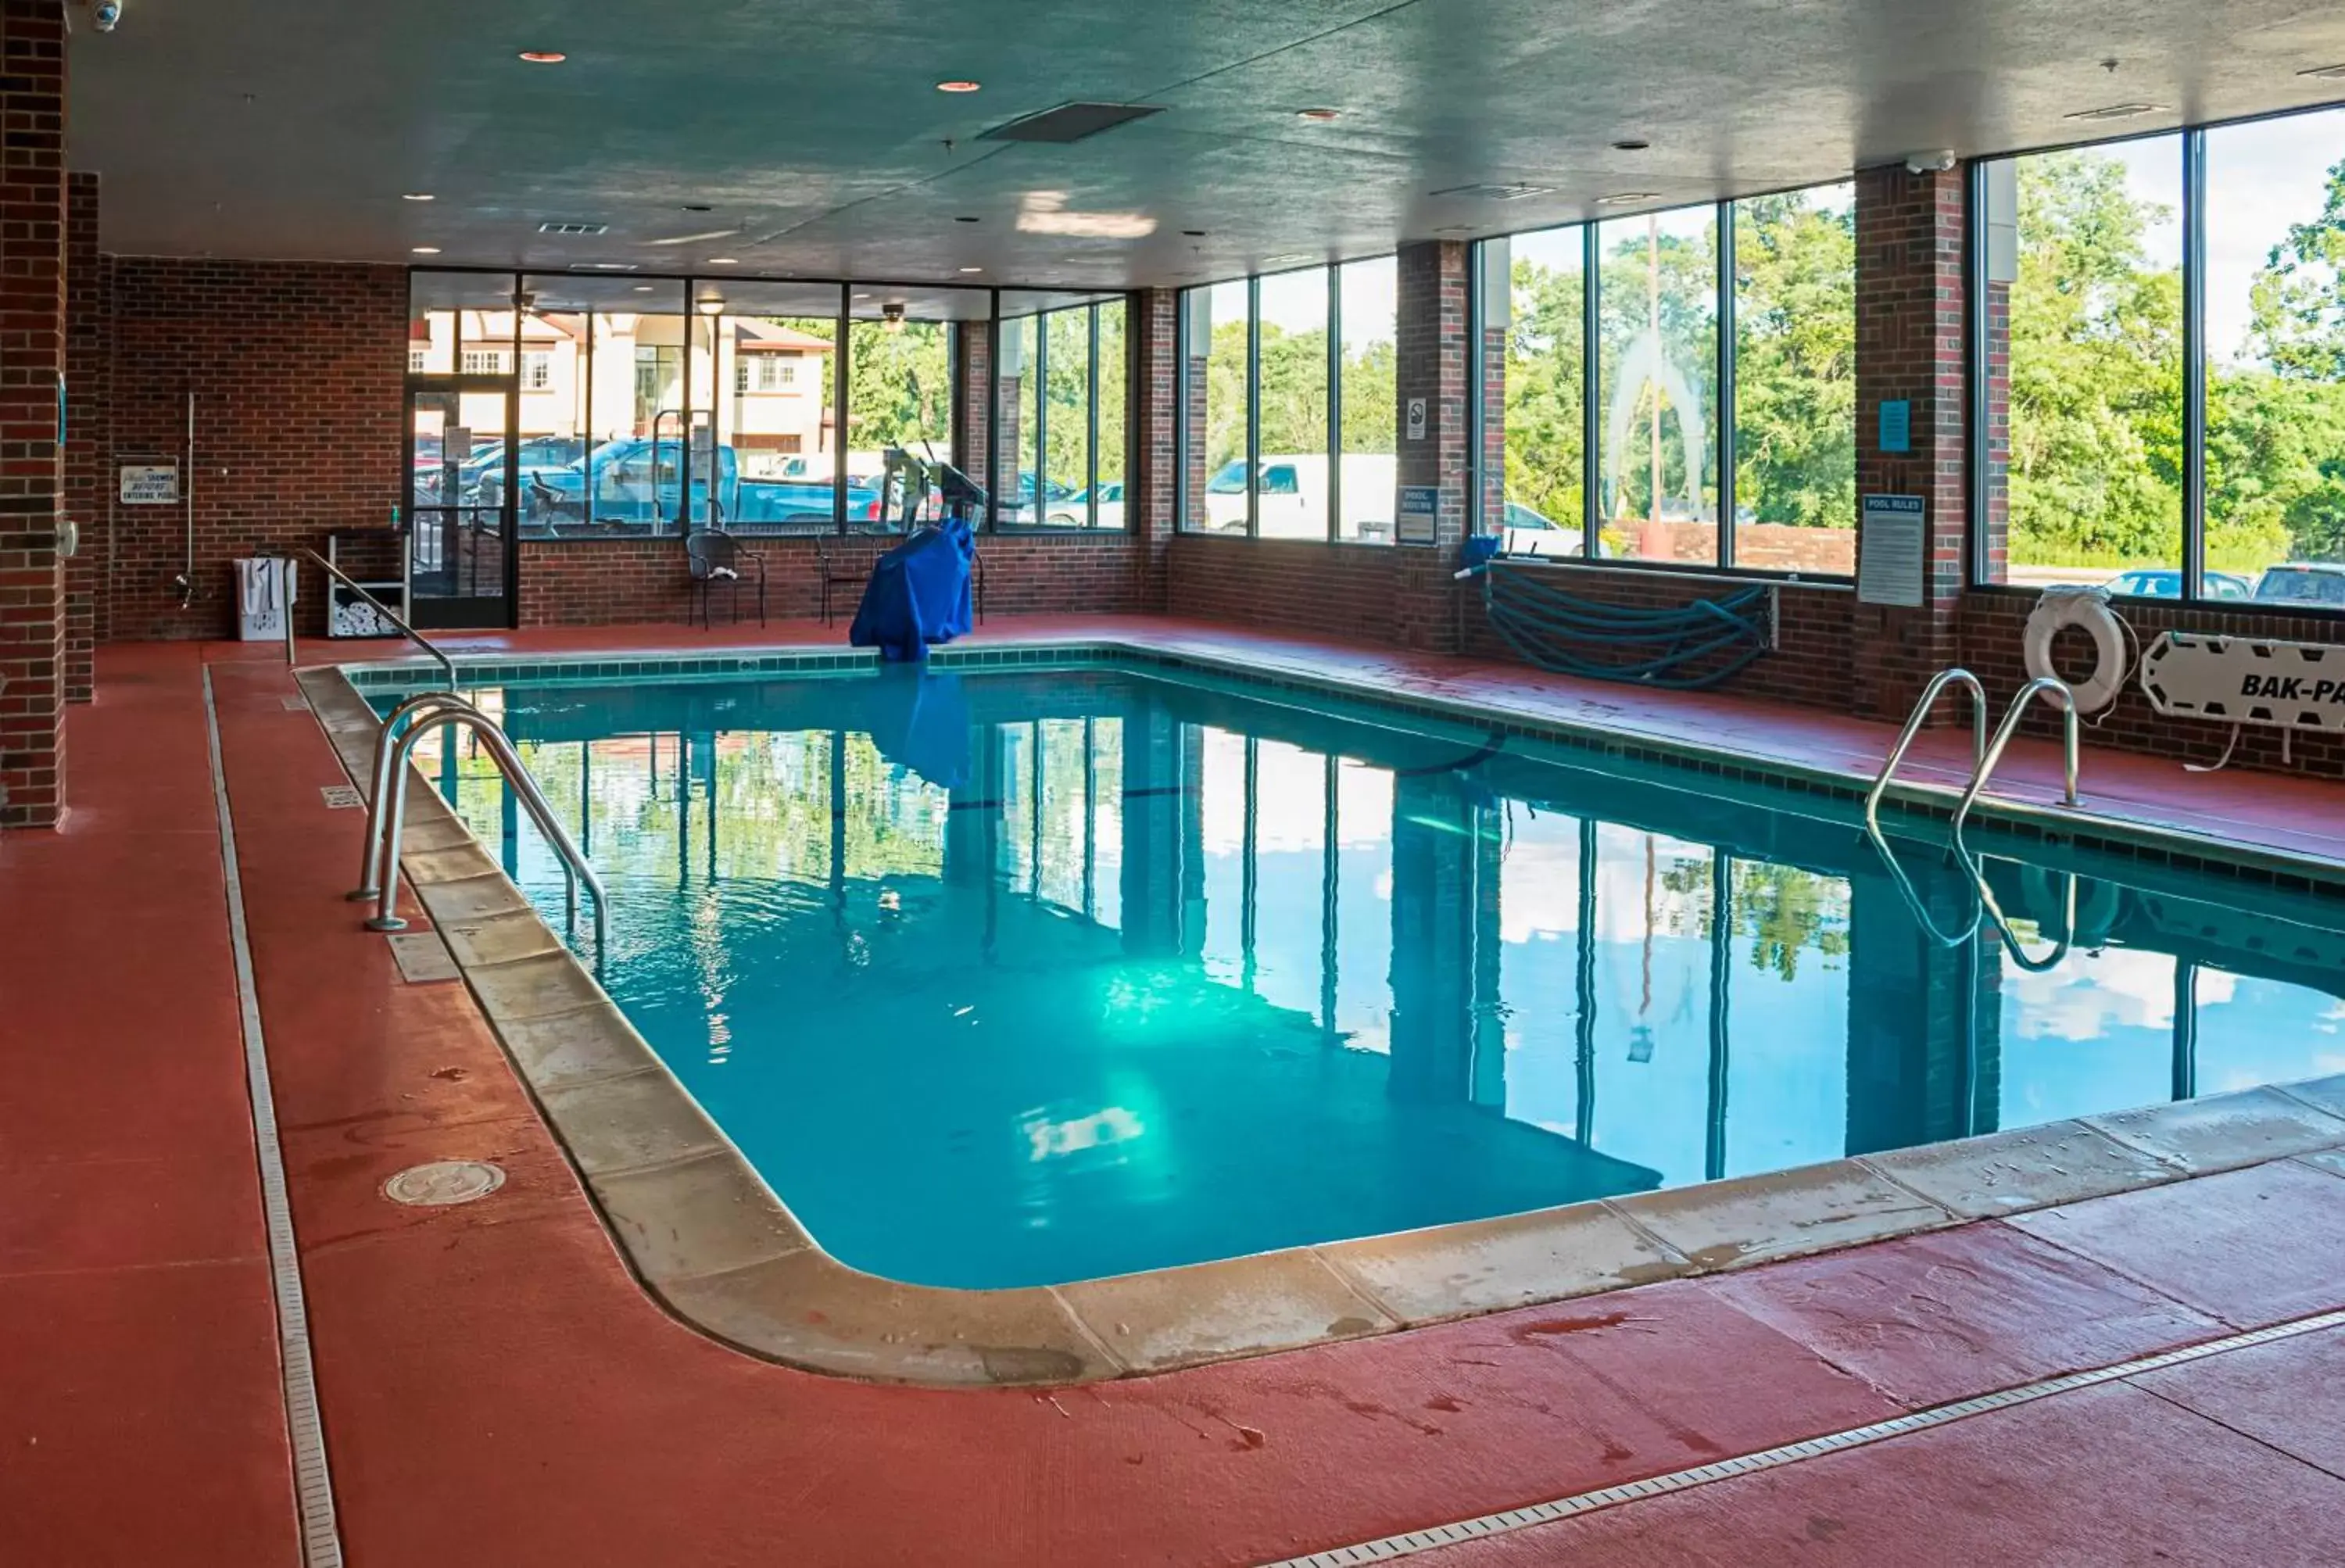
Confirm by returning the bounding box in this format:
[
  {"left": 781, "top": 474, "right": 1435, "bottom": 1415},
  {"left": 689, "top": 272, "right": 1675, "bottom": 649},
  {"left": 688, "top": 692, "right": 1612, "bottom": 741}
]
[{"left": 387, "top": 660, "right": 2345, "bottom": 1291}]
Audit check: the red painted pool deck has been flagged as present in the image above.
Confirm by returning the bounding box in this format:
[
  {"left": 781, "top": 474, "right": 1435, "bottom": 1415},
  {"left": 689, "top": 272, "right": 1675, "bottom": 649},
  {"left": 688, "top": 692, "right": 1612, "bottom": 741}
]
[{"left": 5, "top": 624, "right": 2345, "bottom": 1566}]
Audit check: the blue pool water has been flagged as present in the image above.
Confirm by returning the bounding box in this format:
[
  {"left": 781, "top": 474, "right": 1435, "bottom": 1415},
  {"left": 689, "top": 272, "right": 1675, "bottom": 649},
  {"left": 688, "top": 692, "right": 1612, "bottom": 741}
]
[{"left": 396, "top": 662, "right": 2345, "bottom": 1289}]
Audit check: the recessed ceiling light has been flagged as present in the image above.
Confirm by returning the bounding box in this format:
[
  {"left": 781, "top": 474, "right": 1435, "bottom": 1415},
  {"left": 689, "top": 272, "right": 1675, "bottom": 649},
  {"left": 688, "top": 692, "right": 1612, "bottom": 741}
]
[
  {"left": 411, "top": 245, "right": 442, "bottom": 254},
  {"left": 2297, "top": 63, "right": 2345, "bottom": 80},
  {"left": 2064, "top": 102, "right": 2165, "bottom": 121},
  {"left": 1296, "top": 106, "right": 1341, "bottom": 122},
  {"left": 851, "top": 292, "right": 872, "bottom": 299},
  {"left": 1595, "top": 191, "right": 1659, "bottom": 206},
  {"left": 633, "top": 285, "right": 654, "bottom": 292},
  {"left": 958, "top": 266, "right": 984, "bottom": 274},
  {"left": 706, "top": 257, "right": 739, "bottom": 266},
  {"left": 402, "top": 192, "right": 435, "bottom": 202},
  {"left": 1611, "top": 138, "right": 1651, "bottom": 152},
  {"left": 936, "top": 80, "right": 982, "bottom": 93},
  {"left": 517, "top": 50, "right": 566, "bottom": 64}
]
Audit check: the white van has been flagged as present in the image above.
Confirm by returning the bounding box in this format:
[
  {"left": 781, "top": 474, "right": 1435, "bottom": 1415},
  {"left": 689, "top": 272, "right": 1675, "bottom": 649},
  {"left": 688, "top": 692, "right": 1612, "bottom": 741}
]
[{"left": 1203, "top": 453, "right": 1398, "bottom": 541}]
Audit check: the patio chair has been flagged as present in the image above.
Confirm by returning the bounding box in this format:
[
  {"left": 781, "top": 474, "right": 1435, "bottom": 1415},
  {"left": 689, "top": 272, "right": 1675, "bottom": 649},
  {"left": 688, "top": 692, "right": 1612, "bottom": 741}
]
[
  {"left": 816, "top": 534, "right": 872, "bottom": 627},
  {"left": 686, "top": 529, "right": 766, "bottom": 628}
]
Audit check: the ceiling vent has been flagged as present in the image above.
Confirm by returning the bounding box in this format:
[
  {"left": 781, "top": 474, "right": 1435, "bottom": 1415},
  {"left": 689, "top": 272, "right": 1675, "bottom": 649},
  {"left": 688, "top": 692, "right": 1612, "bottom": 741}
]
[
  {"left": 1428, "top": 182, "right": 1556, "bottom": 202},
  {"left": 979, "top": 102, "right": 1165, "bottom": 145},
  {"left": 539, "top": 220, "right": 611, "bottom": 236}
]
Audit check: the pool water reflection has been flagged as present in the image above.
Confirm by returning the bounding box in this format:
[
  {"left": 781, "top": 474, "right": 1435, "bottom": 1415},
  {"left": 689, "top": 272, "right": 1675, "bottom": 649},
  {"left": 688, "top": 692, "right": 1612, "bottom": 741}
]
[{"left": 403, "top": 666, "right": 2345, "bottom": 1288}]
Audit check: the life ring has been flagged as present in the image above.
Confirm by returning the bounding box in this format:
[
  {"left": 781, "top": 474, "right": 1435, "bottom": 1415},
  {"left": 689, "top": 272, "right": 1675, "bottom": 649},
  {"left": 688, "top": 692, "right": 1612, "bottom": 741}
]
[{"left": 2024, "top": 588, "right": 2128, "bottom": 716}]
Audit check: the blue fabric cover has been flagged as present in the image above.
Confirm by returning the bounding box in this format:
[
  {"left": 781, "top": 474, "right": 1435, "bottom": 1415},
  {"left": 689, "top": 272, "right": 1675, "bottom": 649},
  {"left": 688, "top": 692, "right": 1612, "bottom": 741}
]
[{"left": 850, "top": 521, "right": 974, "bottom": 663}]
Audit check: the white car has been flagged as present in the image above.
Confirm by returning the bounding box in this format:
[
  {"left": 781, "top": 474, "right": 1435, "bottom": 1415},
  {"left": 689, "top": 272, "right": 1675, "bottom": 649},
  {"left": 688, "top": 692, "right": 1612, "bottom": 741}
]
[
  {"left": 1047, "top": 481, "right": 1124, "bottom": 528},
  {"left": 1203, "top": 453, "right": 1398, "bottom": 539},
  {"left": 1499, "top": 501, "right": 1599, "bottom": 558}
]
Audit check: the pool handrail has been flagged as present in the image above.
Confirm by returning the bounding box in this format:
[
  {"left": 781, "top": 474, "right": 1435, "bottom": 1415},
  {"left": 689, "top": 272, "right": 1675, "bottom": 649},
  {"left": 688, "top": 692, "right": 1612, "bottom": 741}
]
[
  {"left": 360, "top": 700, "right": 607, "bottom": 957},
  {"left": 350, "top": 689, "right": 487, "bottom": 902},
  {"left": 1864, "top": 667, "right": 1989, "bottom": 838},
  {"left": 265, "top": 546, "right": 456, "bottom": 690}
]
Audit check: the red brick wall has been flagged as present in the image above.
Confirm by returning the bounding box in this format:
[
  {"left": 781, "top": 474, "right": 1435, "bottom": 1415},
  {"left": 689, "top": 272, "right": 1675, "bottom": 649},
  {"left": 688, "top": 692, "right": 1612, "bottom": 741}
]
[
  {"left": 99, "top": 257, "right": 407, "bottom": 639},
  {"left": 1962, "top": 593, "right": 2345, "bottom": 778},
  {"left": 518, "top": 531, "right": 1152, "bottom": 628},
  {"left": 62, "top": 170, "right": 98, "bottom": 703},
  {"left": 1167, "top": 535, "right": 1404, "bottom": 641},
  {"left": 1392, "top": 240, "right": 1470, "bottom": 650},
  {"left": 0, "top": 0, "right": 68, "bottom": 826}
]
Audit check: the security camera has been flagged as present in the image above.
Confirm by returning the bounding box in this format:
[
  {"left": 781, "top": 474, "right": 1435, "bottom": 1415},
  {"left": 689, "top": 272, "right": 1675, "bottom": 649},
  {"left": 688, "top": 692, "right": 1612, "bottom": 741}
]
[
  {"left": 91, "top": 0, "right": 121, "bottom": 30},
  {"left": 1905, "top": 151, "right": 1957, "bottom": 175}
]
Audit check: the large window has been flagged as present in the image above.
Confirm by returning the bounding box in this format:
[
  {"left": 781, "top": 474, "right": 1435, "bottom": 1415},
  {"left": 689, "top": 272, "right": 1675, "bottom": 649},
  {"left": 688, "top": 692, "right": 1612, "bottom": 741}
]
[
  {"left": 1489, "top": 225, "right": 1590, "bottom": 556},
  {"left": 1977, "top": 112, "right": 2345, "bottom": 608},
  {"left": 417, "top": 272, "right": 1134, "bottom": 539},
  {"left": 1599, "top": 206, "right": 1720, "bottom": 564},
  {"left": 997, "top": 292, "right": 1128, "bottom": 529},
  {"left": 1473, "top": 184, "right": 1855, "bottom": 576},
  {"left": 2204, "top": 108, "right": 2345, "bottom": 604},
  {"left": 1977, "top": 136, "right": 2185, "bottom": 591},
  {"left": 1176, "top": 259, "right": 1399, "bottom": 542},
  {"left": 1734, "top": 183, "right": 1856, "bottom": 572}
]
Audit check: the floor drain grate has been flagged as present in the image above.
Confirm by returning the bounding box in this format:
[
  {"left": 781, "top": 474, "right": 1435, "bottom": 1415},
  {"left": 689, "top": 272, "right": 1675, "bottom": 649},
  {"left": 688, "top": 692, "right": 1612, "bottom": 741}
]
[
  {"left": 383, "top": 1162, "right": 506, "bottom": 1208},
  {"left": 320, "top": 784, "right": 363, "bottom": 809}
]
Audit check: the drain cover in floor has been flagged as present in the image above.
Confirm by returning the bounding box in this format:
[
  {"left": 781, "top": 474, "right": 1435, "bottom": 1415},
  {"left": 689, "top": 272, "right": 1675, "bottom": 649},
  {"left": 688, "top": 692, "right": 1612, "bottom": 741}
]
[
  {"left": 383, "top": 1161, "right": 506, "bottom": 1208},
  {"left": 320, "top": 784, "right": 363, "bottom": 809}
]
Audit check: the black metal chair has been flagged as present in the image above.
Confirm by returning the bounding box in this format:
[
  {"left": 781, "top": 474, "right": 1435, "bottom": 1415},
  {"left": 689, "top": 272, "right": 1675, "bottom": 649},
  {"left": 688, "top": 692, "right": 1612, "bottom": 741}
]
[
  {"left": 686, "top": 529, "right": 765, "bottom": 628},
  {"left": 815, "top": 534, "right": 872, "bottom": 627}
]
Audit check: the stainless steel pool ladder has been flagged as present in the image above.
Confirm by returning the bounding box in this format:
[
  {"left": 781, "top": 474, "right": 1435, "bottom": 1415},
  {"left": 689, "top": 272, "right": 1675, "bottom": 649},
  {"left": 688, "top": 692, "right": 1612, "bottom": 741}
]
[
  {"left": 1863, "top": 668, "right": 2083, "bottom": 970},
  {"left": 264, "top": 546, "right": 456, "bottom": 690},
  {"left": 352, "top": 690, "right": 607, "bottom": 953}
]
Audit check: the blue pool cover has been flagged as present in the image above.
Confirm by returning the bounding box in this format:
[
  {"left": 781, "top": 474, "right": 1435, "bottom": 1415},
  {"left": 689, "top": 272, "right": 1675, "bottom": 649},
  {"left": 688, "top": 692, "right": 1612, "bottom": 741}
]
[{"left": 849, "top": 521, "right": 974, "bottom": 662}]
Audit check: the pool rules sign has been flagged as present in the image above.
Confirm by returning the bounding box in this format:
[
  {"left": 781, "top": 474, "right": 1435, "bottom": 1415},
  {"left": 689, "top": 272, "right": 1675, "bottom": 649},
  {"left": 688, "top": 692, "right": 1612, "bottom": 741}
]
[{"left": 2141, "top": 632, "right": 2345, "bottom": 733}]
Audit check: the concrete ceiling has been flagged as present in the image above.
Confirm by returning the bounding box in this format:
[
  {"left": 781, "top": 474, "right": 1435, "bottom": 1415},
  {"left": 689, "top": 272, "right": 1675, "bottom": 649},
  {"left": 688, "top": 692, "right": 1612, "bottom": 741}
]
[{"left": 66, "top": 0, "right": 2345, "bottom": 289}]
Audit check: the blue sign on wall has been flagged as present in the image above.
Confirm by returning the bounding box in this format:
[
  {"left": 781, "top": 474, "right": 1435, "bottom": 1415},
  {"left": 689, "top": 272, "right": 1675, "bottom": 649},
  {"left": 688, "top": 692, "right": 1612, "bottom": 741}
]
[{"left": 1878, "top": 399, "right": 1912, "bottom": 454}]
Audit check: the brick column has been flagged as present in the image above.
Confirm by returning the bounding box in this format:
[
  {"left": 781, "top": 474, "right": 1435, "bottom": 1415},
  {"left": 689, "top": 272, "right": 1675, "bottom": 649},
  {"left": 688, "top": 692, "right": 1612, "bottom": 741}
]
[
  {"left": 953, "top": 320, "right": 991, "bottom": 496},
  {"left": 1127, "top": 288, "right": 1178, "bottom": 610},
  {"left": 1849, "top": 164, "right": 1968, "bottom": 723},
  {"left": 0, "top": 0, "right": 68, "bottom": 826},
  {"left": 63, "top": 170, "right": 98, "bottom": 703},
  {"left": 1392, "top": 239, "right": 1470, "bottom": 650}
]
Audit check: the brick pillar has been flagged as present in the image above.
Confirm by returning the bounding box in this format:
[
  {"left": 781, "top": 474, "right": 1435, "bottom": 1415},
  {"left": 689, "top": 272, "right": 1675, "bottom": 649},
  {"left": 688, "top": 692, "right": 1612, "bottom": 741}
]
[
  {"left": 1849, "top": 164, "right": 1968, "bottom": 723},
  {"left": 0, "top": 0, "right": 68, "bottom": 826},
  {"left": 1128, "top": 288, "right": 1178, "bottom": 610},
  {"left": 1180, "top": 289, "right": 1209, "bottom": 531},
  {"left": 1392, "top": 240, "right": 1470, "bottom": 651},
  {"left": 63, "top": 170, "right": 98, "bottom": 703},
  {"left": 952, "top": 320, "right": 990, "bottom": 499}
]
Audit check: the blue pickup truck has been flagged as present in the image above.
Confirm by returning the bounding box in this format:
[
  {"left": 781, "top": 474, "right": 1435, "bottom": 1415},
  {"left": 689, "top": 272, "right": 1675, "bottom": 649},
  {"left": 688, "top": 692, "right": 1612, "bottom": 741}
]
[{"left": 514, "top": 437, "right": 883, "bottom": 531}]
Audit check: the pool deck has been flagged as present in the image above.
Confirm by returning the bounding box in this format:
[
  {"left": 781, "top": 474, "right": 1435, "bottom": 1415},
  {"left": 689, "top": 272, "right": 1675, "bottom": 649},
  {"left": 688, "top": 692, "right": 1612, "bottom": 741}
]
[{"left": 7, "top": 619, "right": 2345, "bottom": 1566}]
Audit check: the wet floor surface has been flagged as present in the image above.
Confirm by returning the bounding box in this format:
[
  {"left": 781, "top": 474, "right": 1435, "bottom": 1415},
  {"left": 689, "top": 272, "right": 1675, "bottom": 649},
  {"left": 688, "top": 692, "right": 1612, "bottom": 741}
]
[{"left": 2, "top": 631, "right": 2343, "bottom": 1566}]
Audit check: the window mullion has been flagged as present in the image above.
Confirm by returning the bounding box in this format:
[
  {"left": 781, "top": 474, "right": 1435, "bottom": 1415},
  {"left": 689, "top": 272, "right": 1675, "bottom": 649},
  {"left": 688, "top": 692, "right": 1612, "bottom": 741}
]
[
  {"left": 1581, "top": 225, "right": 1602, "bottom": 559},
  {"left": 1717, "top": 201, "right": 1737, "bottom": 572},
  {"left": 1247, "top": 274, "right": 1262, "bottom": 538},
  {"left": 1327, "top": 266, "right": 1342, "bottom": 542},
  {"left": 2182, "top": 128, "right": 2207, "bottom": 601}
]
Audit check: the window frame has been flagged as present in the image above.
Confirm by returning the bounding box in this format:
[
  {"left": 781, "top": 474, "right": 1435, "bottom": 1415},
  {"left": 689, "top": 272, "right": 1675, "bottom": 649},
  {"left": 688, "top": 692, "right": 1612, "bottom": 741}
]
[
  {"left": 1964, "top": 99, "right": 2345, "bottom": 622},
  {"left": 1466, "top": 185, "right": 1859, "bottom": 583}
]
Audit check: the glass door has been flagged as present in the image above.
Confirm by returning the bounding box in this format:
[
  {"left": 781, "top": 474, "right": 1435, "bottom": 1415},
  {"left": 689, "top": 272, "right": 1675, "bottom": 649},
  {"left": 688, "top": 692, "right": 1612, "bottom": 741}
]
[{"left": 406, "top": 376, "right": 517, "bottom": 628}]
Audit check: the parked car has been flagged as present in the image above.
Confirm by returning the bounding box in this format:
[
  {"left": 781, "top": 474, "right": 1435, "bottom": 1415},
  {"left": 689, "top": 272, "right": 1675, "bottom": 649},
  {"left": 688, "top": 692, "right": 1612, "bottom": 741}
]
[
  {"left": 2252, "top": 563, "right": 2345, "bottom": 607},
  {"left": 1203, "top": 453, "right": 1398, "bottom": 539},
  {"left": 2105, "top": 568, "right": 2253, "bottom": 600},
  {"left": 520, "top": 437, "right": 883, "bottom": 531},
  {"left": 1048, "top": 481, "right": 1125, "bottom": 528},
  {"left": 461, "top": 437, "right": 589, "bottom": 506},
  {"left": 1498, "top": 500, "right": 1601, "bottom": 560}
]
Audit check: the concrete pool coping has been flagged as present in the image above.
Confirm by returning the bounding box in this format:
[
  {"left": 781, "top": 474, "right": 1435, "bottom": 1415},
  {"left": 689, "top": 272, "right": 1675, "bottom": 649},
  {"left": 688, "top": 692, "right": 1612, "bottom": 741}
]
[{"left": 299, "top": 648, "right": 2345, "bottom": 1387}]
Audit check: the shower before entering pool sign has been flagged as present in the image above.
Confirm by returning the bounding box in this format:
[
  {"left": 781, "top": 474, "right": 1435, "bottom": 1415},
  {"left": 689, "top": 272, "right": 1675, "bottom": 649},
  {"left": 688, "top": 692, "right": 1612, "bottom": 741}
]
[{"left": 120, "top": 463, "right": 180, "bottom": 504}]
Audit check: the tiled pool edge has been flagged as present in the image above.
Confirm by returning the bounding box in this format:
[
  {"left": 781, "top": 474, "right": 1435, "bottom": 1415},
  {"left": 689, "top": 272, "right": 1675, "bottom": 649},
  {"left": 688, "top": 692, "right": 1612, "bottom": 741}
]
[
  {"left": 340, "top": 636, "right": 2345, "bottom": 895},
  {"left": 297, "top": 660, "right": 2345, "bottom": 1389}
]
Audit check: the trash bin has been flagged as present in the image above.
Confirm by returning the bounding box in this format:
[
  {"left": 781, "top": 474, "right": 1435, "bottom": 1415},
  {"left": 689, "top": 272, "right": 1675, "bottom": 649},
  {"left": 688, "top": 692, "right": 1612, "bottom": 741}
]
[{"left": 234, "top": 557, "right": 296, "bottom": 642}]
